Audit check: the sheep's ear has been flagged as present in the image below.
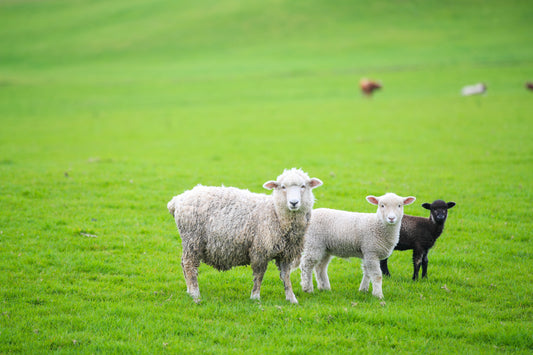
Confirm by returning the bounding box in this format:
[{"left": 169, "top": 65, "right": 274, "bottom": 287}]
[
  {"left": 366, "top": 196, "right": 379, "bottom": 205},
  {"left": 309, "top": 178, "right": 323, "bottom": 189},
  {"left": 403, "top": 196, "right": 416, "bottom": 205},
  {"left": 447, "top": 202, "right": 456, "bottom": 209},
  {"left": 263, "top": 181, "right": 278, "bottom": 190},
  {"left": 422, "top": 203, "right": 431, "bottom": 210}
]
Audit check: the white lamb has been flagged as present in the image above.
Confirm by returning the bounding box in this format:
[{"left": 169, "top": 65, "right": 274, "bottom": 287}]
[
  {"left": 298, "top": 193, "right": 415, "bottom": 299},
  {"left": 167, "top": 168, "right": 323, "bottom": 303}
]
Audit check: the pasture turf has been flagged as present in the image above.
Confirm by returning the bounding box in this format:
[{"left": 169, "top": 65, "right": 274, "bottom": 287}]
[{"left": 1, "top": 0, "right": 532, "bottom": 353}]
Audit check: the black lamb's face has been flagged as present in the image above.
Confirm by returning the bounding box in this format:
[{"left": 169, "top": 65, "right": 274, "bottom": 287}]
[
  {"left": 423, "top": 200, "right": 456, "bottom": 223},
  {"left": 432, "top": 206, "right": 448, "bottom": 223}
]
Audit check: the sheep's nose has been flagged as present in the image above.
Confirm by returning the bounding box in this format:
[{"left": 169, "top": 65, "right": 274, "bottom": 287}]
[
  {"left": 388, "top": 216, "right": 396, "bottom": 223},
  {"left": 289, "top": 200, "right": 299, "bottom": 207}
]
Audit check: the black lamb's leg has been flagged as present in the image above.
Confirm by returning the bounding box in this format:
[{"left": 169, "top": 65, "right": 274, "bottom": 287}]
[
  {"left": 421, "top": 251, "right": 429, "bottom": 278},
  {"left": 380, "top": 258, "right": 391, "bottom": 276},
  {"left": 412, "top": 250, "right": 423, "bottom": 281}
]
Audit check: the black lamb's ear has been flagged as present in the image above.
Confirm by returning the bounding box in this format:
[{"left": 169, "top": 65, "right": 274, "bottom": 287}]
[
  {"left": 422, "top": 203, "right": 431, "bottom": 210},
  {"left": 447, "top": 202, "right": 456, "bottom": 209}
]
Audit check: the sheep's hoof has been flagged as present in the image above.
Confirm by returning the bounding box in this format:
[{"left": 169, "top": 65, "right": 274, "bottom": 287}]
[
  {"left": 250, "top": 293, "right": 261, "bottom": 301},
  {"left": 287, "top": 297, "right": 299, "bottom": 304},
  {"left": 188, "top": 290, "right": 201, "bottom": 300}
]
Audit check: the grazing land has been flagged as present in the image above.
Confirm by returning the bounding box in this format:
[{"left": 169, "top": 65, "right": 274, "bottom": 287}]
[{"left": 0, "top": 0, "right": 532, "bottom": 353}]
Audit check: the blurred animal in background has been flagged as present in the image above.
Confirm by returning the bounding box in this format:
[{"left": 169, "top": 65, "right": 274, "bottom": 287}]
[
  {"left": 526, "top": 82, "right": 533, "bottom": 91},
  {"left": 461, "top": 83, "right": 487, "bottom": 96},
  {"left": 360, "top": 78, "right": 382, "bottom": 97}
]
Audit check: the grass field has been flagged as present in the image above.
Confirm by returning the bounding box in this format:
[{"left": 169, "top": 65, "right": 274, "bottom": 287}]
[{"left": 1, "top": 0, "right": 532, "bottom": 353}]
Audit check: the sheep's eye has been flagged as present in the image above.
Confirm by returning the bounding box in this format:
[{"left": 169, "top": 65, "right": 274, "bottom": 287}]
[
  {"left": 381, "top": 204, "right": 385, "bottom": 208},
  {"left": 301, "top": 185, "right": 306, "bottom": 189},
  {"left": 281, "top": 185, "right": 286, "bottom": 190},
  {"left": 398, "top": 204, "right": 401, "bottom": 208}
]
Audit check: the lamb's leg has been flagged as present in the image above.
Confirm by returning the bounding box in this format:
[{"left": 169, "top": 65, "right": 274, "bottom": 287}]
[
  {"left": 315, "top": 254, "right": 332, "bottom": 291},
  {"left": 181, "top": 250, "right": 201, "bottom": 301},
  {"left": 360, "top": 256, "right": 384, "bottom": 298},
  {"left": 250, "top": 262, "right": 268, "bottom": 301},
  {"left": 300, "top": 254, "right": 318, "bottom": 293},
  {"left": 412, "top": 249, "right": 423, "bottom": 281},
  {"left": 277, "top": 260, "right": 298, "bottom": 304},
  {"left": 421, "top": 251, "right": 429, "bottom": 278},
  {"left": 380, "top": 258, "right": 391, "bottom": 277},
  {"left": 359, "top": 259, "right": 371, "bottom": 293}
]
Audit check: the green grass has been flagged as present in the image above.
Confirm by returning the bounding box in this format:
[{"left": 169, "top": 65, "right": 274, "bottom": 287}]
[{"left": 1, "top": 0, "right": 532, "bottom": 353}]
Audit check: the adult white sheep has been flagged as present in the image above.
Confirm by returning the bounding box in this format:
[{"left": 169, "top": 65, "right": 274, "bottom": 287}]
[
  {"left": 298, "top": 193, "right": 415, "bottom": 299},
  {"left": 167, "top": 168, "right": 323, "bottom": 304}
]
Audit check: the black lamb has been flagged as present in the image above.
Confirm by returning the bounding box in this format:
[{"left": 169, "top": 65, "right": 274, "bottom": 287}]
[{"left": 380, "top": 200, "right": 456, "bottom": 280}]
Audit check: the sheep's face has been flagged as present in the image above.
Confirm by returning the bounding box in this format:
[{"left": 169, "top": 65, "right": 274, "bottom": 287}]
[
  {"left": 422, "top": 200, "right": 456, "bottom": 223},
  {"left": 367, "top": 193, "right": 416, "bottom": 225},
  {"left": 263, "top": 168, "right": 322, "bottom": 212}
]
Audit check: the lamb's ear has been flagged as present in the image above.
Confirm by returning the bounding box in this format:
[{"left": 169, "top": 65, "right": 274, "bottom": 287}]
[
  {"left": 309, "top": 178, "right": 323, "bottom": 189},
  {"left": 263, "top": 181, "right": 278, "bottom": 190},
  {"left": 422, "top": 203, "right": 431, "bottom": 210},
  {"left": 366, "top": 196, "right": 379, "bottom": 205},
  {"left": 403, "top": 196, "right": 416, "bottom": 205},
  {"left": 447, "top": 202, "right": 456, "bottom": 209}
]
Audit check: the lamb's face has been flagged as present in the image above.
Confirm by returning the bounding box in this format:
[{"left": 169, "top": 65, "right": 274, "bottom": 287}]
[
  {"left": 263, "top": 168, "right": 323, "bottom": 212},
  {"left": 367, "top": 193, "right": 416, "bottom": 225},
  {"left": 423, "top": 200, "right": 456, "bottom": 223}
]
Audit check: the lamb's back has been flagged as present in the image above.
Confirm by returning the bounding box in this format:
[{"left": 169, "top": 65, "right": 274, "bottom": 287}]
[
  {"left": 307, "top": 208, "right": 375, "bottom": 258},
  {"left": 397, "top": 215, "right": 436, "bottom": 250}
]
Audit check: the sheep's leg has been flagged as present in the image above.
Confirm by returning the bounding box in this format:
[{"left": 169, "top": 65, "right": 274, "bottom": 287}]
[
  {"left": 412, "top": 250, "right": 423, "bottom": 281},
  {"left": 276, "top": 260, "right": 298, "bottom": 304},
  {"left": 181, "top": 250, "right": 201, "bottom": 301},
  {"left": 360, "top": 256, "right": 384, "bottom": 299},
  {"left": 315, "top": 254, "right": 332, "bottom": 291},
  {"left": 250, "top": 262, "right": 268, "bottom": 301},
  {"left": 421, "top": 251, "right": 429, "bottom": 278},
  {"left": 300, "top": 254, "right": 318, "bottom": 293},
  {"left": 380, "top": 258, "right": 391, "bottom": 277}
]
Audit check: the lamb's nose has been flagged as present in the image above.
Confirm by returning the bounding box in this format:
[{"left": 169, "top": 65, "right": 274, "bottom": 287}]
[
  {"left": 290, "top": 200, "right": 299, "bottom": 207},
  {"left": 388, "top": 216, "right": 395, "bottom": 222}
]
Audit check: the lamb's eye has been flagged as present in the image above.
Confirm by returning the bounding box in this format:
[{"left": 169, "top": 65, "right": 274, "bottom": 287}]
[
  {"left": 281, "top": 185, "right": 286, "bottom": 190},
  {"left": 381, "top": 204, "right": 385, "bottom": 208},
  {"left": 301, "top": 185, "right": 306, "bottom": 189},
  {"left": 398, "top": 204, "right": 401, "bottom": 208}
]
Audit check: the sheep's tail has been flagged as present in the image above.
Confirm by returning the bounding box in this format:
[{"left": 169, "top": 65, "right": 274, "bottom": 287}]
[
  {"left": 290, "top": 254, "right": 302, "bottom": 274},
  {"left": 167, "top": 196, "right": 179, "bottom": 216}
]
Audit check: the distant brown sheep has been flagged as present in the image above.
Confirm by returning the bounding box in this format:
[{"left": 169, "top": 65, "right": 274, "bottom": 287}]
[
  {"left": 360, "top": 78, "right": 382, "bottom": 97},
  {"left": 526, "top": 82, "right": 533, "bottom": 91}
]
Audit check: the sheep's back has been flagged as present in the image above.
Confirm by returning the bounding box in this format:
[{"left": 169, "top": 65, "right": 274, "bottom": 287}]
[{"left": 171, "top": 185, "right": 275, "bottom": 270}]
